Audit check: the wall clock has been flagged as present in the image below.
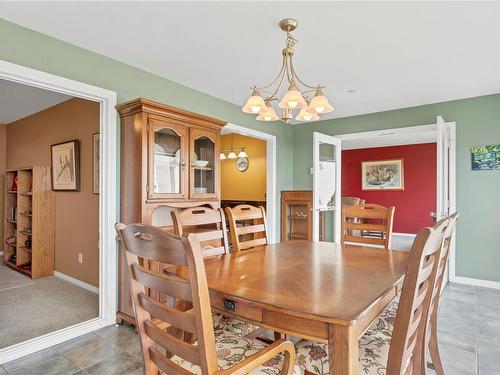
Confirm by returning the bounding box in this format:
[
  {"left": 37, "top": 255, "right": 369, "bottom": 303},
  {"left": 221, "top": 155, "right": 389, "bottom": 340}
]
[{"left": 236, "top": 157, "right": 249, "bottom": 172}]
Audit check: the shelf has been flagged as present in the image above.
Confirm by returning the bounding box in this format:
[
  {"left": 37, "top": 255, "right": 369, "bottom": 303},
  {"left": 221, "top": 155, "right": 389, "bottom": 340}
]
[
  {"left": 289, "top": 233, "right": 307, "bottom": 239},
  {"left": 19, "top": 212, "right": 32, "bottom": 217},
  {"left": 5, "top": 260, "right": 32, "bottom": 277},
  {"left": 288, "top": 216, "right": 307, "bottom": 220},
  {"left": 19, "top": 192, "right": 33, "bottom": 197},
  {"left": 7, "top": 191, "right": 18, "bottom": 194},
  {"left": 193, "top": 167, "right": 213, "bottom": 171},
  {"left": 19, "top": 231, "right": 32, "bottom": 236},
  {"left": 6, "top": 219, "right": 17, "bottom": 224}
]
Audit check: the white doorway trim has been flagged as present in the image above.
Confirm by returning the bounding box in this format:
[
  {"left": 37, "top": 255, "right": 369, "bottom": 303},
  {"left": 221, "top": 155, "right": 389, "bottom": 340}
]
[
  {"left": 0, "top": 60, "right": 117, "bottom": 363},
  {"left": 336, "top": 121, "right": 458, "bottom": 278},
  {"left": 223, "top": 123, "right": 277, "bottom": 244}
]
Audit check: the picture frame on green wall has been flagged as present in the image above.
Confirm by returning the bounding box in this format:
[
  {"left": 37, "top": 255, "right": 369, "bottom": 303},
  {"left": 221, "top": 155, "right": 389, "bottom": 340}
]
[{"left": 471, "top": 145, "right": 500, "bottom": 171}]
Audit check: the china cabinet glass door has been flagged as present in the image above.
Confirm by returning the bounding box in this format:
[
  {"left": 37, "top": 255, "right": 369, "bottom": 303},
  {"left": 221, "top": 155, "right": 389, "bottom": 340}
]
[
  {"left": 285, "top": 201, "right": 312, "bottom": 241},
  {"left": 190, "top": 129, "right": 219, "bottom": 199},
  {"left": 148, "top": 119, "right": 187, "bottom": 199}
]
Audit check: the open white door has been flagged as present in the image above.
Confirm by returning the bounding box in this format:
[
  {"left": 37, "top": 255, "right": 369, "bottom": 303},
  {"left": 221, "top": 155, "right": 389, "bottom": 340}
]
[
  {"left": 312, "top": 132, "right": 342, "bottom": 242},
  {"left": 436, "top": 116, "right": 457, "bottom": 287}
]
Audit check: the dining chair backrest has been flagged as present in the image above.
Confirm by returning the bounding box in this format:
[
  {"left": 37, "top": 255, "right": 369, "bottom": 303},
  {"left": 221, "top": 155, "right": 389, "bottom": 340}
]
[
  {"left": 341, "top": 197, "right": 364, "bottom": 206},
  {"left": 342, "top": 203, "right": 395, "bottom": 248},
  {"left": 386, "top": 218, "right": 449, "bottom": 375},
  {"left": 115, "top": 223, "right": 217, "bottom": 375},
  {"left": 225, "top": 204, "right": 269, "bottom": 252},
  {"left": 171, "top": 206, "right": 229, "bottom": 258},
  {"left": 426, "top": 212, "right": 460, "bottom": 343}
]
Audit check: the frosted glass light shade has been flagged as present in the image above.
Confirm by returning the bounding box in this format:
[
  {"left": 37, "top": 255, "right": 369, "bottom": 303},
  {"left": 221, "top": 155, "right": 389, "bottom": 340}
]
[
  {"left": 220, "top": 152, "right": 226, "bottom": 160},
  {"left": 308, "top": 88, "right": 333, "bottom": 114},
  {"left": 242, "top": 89, "right": 266, "bottom": 114},
  {"left": 227, "top": 151, "right": 237, "bottom": 159},
  {"left": 296, "top": 107, "right": 320, "bottom": 122},
  {"left": 256, "top": 103, "right": 279, "bottom": 121},
  {"left": 278, "top": 83, "right": 307, "bottom": 109},
  {"left": 238, "top": 149, "right": 248, "bottom": 158}
]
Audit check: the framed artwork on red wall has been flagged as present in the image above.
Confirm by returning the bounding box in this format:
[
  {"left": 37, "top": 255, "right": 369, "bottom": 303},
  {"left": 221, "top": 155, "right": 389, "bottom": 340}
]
[{"left": 361, "top": 158, "right": 404, "bottom": 191}]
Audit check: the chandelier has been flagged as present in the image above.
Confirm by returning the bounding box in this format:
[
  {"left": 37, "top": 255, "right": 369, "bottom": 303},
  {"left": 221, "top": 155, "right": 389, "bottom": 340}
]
[{"left": 242, "top": 18, "right": 333, "bottom": 123}]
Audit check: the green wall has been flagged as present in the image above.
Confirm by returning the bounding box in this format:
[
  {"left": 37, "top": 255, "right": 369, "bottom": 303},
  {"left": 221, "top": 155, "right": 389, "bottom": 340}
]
[
  {"left": 0, "top": 18, "right": 294, "bottom": 232},
  {"left": 293, "top": 94, "right": 500, "bottom": 282},
  {"left": 2, "top": 18, "right": 499, "bottom": 283}
]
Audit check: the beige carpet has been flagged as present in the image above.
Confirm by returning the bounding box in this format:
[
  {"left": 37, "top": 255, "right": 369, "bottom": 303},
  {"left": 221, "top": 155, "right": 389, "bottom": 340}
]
[
  {"left": 0, "top": 264, "right": 35, "bottom": 291},
  {"left": 0, "top": 272, "right": 99, "bottom": 348}
]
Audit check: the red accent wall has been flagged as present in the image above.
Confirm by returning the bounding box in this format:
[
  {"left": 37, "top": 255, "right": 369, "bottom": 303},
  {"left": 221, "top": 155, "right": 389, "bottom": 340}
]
[{"left": 342, "top": 143, "right": 437, "bottom": 234}]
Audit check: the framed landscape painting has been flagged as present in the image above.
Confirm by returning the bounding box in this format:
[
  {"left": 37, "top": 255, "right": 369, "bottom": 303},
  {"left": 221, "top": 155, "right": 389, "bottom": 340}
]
[
  {"left": 361, "top": 158, "right": 404, "bottom": 191},
  {"left": 471, "top": 145, "right": 500, "bottom": 171},
  {"left": 51, "top": 139, "right": 80, "bottom": 191}
]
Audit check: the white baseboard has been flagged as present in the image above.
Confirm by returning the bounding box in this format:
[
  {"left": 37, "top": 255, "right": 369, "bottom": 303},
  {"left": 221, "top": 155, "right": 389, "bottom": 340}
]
[
  {"left": 0, "top": 317, "right": 112, "bottom": 364},
  {"left": 54, "top": 271, "right": 99, "bottom": 294},
  {"left": 451, "top": 275, "right": 500, "bottom": 290}
]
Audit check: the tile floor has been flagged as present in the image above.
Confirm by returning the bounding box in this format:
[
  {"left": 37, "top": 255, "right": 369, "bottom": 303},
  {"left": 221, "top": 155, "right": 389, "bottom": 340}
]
[{"left": 0, "top": 282, "right": 498, "bottom": 375}]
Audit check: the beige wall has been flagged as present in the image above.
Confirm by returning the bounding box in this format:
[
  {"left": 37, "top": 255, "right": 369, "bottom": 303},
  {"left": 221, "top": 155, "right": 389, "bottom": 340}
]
[
  {"left": 0, "top": 124, "right": 6, "bottom": 248},
  {"left": 6, "top": 98, "right": 99, "bottom": 287},
  {"left": 221, "top": 134, "right": 266, "bottom": 202}
]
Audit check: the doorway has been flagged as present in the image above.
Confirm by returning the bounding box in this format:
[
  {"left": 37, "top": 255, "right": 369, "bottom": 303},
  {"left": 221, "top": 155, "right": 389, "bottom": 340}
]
[
  {"left": 0, "top": 60, "right": 117, "bottom": 364},
  {"left": 222, "top": 123, "right": 277, "bottom": 243},
  {"left": 336, "top": 119, "right": 457, "bottom": 276}
]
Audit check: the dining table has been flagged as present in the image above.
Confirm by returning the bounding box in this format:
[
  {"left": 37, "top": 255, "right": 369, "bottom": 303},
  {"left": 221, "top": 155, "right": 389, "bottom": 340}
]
[{"left": 202, "top": 240, "right": 409, "bottom": 375}]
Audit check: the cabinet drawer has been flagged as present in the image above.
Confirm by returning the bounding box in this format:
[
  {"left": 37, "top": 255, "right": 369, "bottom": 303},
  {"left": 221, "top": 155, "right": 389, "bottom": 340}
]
[{"left": 210, "top": 292, "right": 263, "bottom": 322}]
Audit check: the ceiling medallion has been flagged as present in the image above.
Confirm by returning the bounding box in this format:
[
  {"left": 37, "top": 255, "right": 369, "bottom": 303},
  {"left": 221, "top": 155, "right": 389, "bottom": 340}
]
[{"left": 242, "top": 18, "right": 333, "bottom": 124}]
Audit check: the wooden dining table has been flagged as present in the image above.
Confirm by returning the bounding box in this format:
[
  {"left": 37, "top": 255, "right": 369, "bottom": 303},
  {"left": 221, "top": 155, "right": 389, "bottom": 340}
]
[{"left": 203, "top": 240, "right": 409, "bottom": 375}]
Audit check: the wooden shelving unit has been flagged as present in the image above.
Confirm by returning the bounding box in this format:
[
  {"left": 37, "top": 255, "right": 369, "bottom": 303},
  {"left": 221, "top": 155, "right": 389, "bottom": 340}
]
[
  {"left": 3, "top": 166, "right": 55, "bottom": 279},
  {"left": 281, "top": 190, "right": 325, "bottom": 242}
]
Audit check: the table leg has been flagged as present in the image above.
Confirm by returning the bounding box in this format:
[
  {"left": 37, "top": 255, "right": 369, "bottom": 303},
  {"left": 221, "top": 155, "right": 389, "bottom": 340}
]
[{"left": 329, "top": 323, "right": 358, "bottom": 375}]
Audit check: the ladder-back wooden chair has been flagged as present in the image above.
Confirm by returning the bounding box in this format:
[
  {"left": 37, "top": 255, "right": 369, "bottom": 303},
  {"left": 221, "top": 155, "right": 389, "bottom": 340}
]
[
  {"left": 171, "top": 206, "right": 229, "bottom": 258},
  {"left": 225, "top": 205, "right": 269, "bottom": 252},
  {"left": 425, "top": 212, "right": 460, "bottom": 375},
  {"left": 296, "top": 218, "right": 449, "bottom": 375},
  {"left": 342, "top": 203, "right": 395, "bottom": 248},
  {"left": 172, "top": 206, "right": 259, "bottom": 338},
  {"left": 115, "top": 223, "right": 297, "bottom": 375}
]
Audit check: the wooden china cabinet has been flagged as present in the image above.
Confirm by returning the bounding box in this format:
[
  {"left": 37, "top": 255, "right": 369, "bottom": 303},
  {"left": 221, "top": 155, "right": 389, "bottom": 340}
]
[{"left": 116, "top": 98, "right": 226, "bottom": 325}]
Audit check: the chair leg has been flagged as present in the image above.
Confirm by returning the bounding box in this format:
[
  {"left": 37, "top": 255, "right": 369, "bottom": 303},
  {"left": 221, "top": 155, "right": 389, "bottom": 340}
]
[{"left": 428, "top": 323, "right": 445, "bottom": 375}]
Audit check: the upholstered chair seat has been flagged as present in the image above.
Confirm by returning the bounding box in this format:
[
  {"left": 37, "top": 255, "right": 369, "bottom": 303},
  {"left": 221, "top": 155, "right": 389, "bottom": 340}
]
[
  {"left": 171, "top": 330, "right": 304, "bottom": 375},
  {"left": 212, "top": 312, "right": 260, "bottom": 337},
  {"left": 296, "top": 297, "right": 399, "bottom": 375}
]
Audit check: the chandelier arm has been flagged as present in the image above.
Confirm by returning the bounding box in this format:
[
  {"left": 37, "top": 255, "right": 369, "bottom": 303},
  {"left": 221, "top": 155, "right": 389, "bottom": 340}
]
[
  {"left": 254, "top": 55, "right": 287, "bottom": 91},
  {"left": 285, "top": 55, "right": 294, "bottom": 84},
  {"left": 267, "top": 66, "right": 288, "bottom": 101},
  {"left": 289, "top": 58, "right": 319, "bottom": 90}
]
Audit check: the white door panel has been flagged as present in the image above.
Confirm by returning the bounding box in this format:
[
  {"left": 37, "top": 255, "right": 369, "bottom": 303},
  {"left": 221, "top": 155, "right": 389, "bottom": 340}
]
[{"left": 312, "top": 132, "right": 341, "bottom": 243}]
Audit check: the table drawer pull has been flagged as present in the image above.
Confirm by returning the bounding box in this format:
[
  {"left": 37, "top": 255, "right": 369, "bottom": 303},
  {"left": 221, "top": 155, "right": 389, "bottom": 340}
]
[{"left": 223, "top": 298, "right": 236, "bottom": 312}]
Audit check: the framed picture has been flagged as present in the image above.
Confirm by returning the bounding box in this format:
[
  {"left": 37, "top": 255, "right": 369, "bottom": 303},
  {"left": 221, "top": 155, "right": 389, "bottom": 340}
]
[
  {"left": 92, "top": 132, "right": 100, "bottom": 194},
  {"left": 51, "top": 139, "right": 80, "bottom": 191},
  {"left": 471, "top": 145, "right": 500, "bottom": 171},
  {"left": 361, "top": 158, "right": 404, "bottom": 191}
]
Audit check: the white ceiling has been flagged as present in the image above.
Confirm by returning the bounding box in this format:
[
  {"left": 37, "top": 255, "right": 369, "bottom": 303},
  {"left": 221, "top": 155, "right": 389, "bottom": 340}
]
[
  {"left": 0, "top": 79, "right": 72, "bottom": 123},
  {"left": 2, "top": 2, "right": 500, "bottom": 121},
  {"left": 339, "top": 125, "right": 437, "bottom": 150}
]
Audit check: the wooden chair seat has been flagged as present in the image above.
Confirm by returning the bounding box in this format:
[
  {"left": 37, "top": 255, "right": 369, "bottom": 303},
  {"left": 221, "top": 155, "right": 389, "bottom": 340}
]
[
  {"left": 295, "top": 295, "right": 400, "bottom": 375},
  {"left": 170, "top": 330, "right": 303, "bottom": 375}
]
